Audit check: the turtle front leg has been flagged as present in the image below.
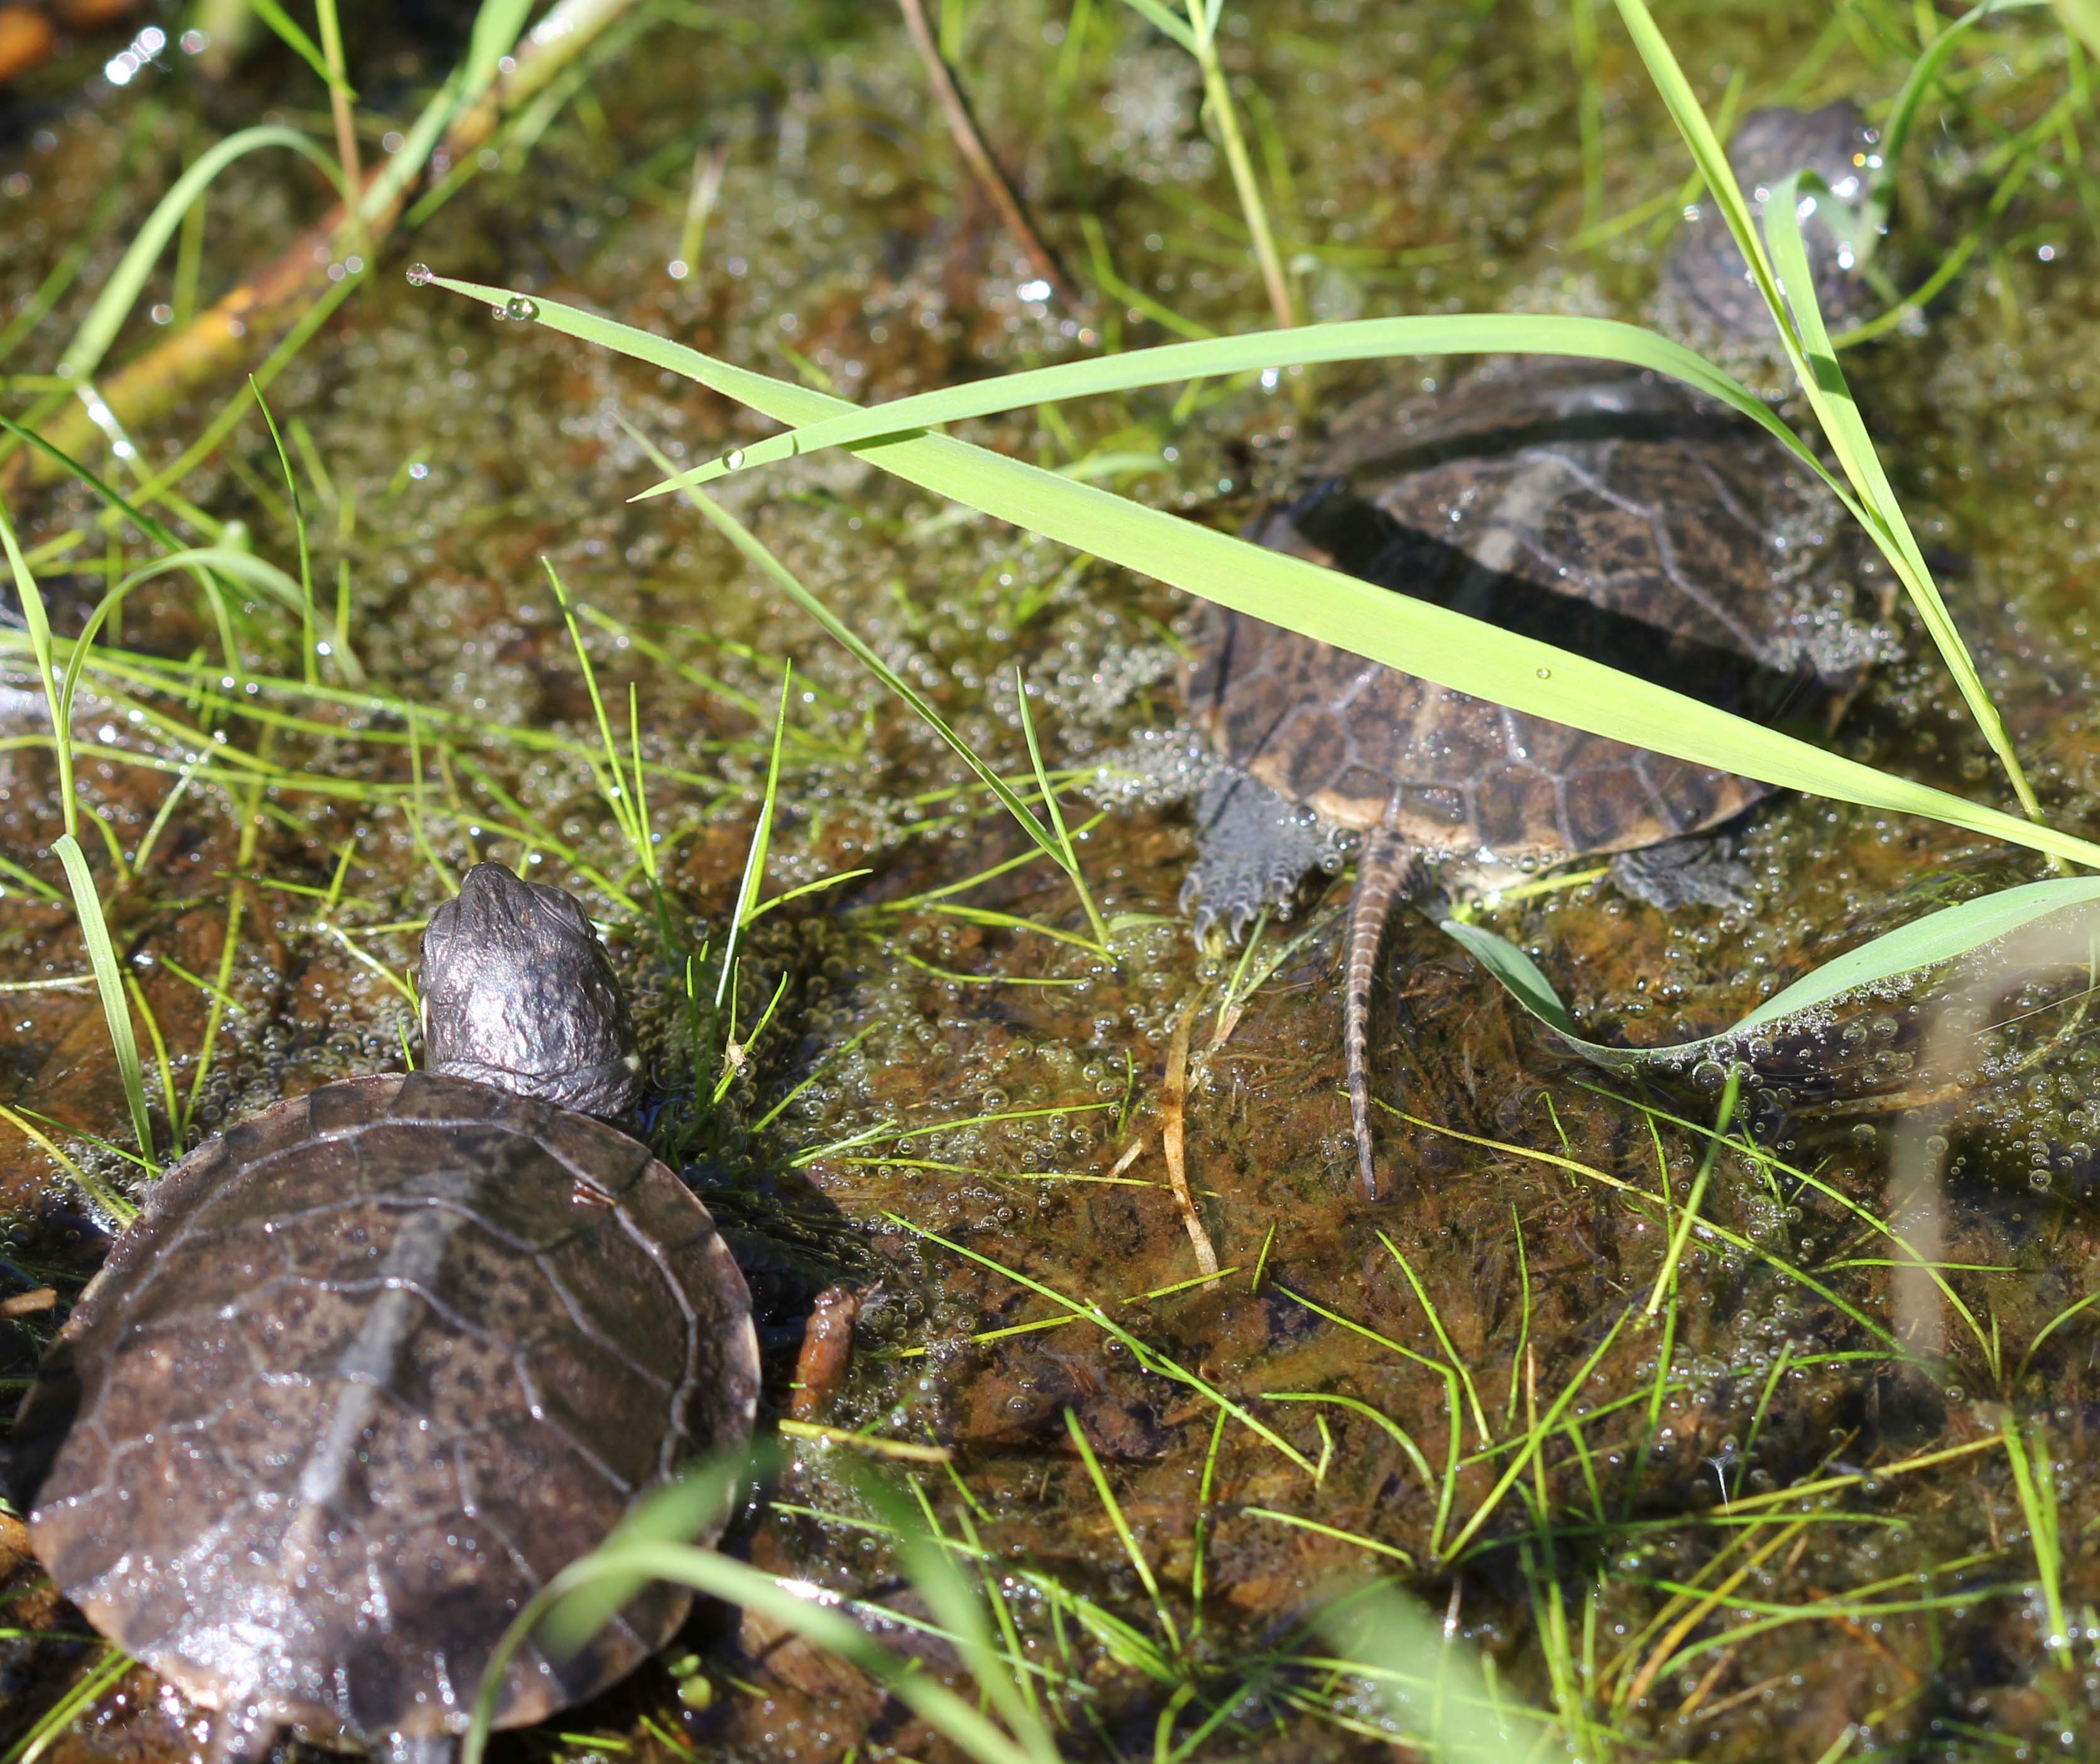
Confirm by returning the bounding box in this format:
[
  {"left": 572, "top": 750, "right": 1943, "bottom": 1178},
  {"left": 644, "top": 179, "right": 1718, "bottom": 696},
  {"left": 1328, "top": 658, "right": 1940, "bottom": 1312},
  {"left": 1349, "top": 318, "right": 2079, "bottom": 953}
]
[
  {"left": 1609, "top": 835, "right": 1754, "bottom": 912},
  {"left": 1343, "top": 830, "right": 1426, "bottom": 1202}
]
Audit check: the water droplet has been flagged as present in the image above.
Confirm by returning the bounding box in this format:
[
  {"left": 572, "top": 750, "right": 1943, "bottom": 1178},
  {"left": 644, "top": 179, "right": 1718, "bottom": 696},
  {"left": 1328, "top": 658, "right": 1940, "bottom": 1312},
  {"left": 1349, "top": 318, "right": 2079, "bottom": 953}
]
[
  {"left": 723, "top": 449, "right": 745, "bottom": 470},
  {"left": 504, "top": 296, "right": 539, "bottom": 321},
  {"left": 1535, "top": 666, "right": 1551, "bottom": 679},
  {"left": 405, "top": 263, "right": 432, "bottom": 287}
]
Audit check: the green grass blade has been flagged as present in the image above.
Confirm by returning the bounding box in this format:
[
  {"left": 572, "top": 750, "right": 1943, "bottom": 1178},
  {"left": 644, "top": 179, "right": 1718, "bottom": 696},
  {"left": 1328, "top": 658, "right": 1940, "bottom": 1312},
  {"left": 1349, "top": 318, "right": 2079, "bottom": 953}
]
[
  {"left": 1012, "top": 667, "right": 1112, "bottom": 953},
  {"left": 57, "top": 549, "right": 329, "bottom": 740},
  {"left": 1115, "top": 0, "right": 1198, "bottom": 52},
  {"left": 467, "top": 1536, "right": 1041, "bottom": 1764},
  {"left": 251, "top": 380, "right": 319, "bottom": 687},
  {"left": 54, "top": 836, "right": 156, "bottom": 1171},
  {"left": 1316, "top": 1582, "right": 1555, "bottom": 1760},
  {"left": 246, "top": 0, "right": 359, "bottom": 97},
  {"left": 1064, "top": 1409, "right": 1182, "bottom": 1655},
  {"left": 422, "top": 275, "right": 2100, "bottom": 873},
  {"left": 1611, "top": 0, "right": 2043, "bottom": 821},
  {"left": 1443, "top": 874, "right": 2100, "bottom": 1063},
  {"left": 878, "top": 1479, "right": 1064, "bottom": 1764},
  {"left": 1763, "top": 169, "right": 2038, "bottom": 824},
  {"left": 0, "top": 501, "right": 73, "bottom": 836},
  {"left": 1867, "top": 1, "right": 2053, "bottom": 255},
  {"left": 609, "top": 419, "right": 1071, "bottom": 874},
  {"left": 0, "top": 1103, "right": 136, "bottom": 1224},
  {"left": 628, "top": 314, "right": 1818, "bottom": 500},
  {"left": 717, "top": 670, "right": 791, "bottom": 1012},
  {"left": 545, "top": 560, "right": 651, "bottom": 871},
  {"left": 57, "top": 128, "right": 347, "bottom": 385}
]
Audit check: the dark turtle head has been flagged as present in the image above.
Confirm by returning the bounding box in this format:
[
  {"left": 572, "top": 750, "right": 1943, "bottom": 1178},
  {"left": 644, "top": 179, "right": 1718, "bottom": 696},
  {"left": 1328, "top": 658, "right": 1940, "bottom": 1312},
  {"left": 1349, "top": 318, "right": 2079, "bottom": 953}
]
[
  {"left": 418, "top": 863, "right": 643, "bottom": 1119},
  {"left": 1657, "top": 101, "right": 1880, "bottom": 344}
]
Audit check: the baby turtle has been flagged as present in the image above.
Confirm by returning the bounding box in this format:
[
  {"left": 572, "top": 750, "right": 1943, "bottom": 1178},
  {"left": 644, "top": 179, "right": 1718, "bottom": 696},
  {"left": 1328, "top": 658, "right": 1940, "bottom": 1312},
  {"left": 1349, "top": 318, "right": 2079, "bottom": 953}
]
[
  {"left": 1184, "top": 105, "right": 1890, "bottom": 1198},
  {"left": 13, "top": 863, "right": 760, "bottom": 1763}
]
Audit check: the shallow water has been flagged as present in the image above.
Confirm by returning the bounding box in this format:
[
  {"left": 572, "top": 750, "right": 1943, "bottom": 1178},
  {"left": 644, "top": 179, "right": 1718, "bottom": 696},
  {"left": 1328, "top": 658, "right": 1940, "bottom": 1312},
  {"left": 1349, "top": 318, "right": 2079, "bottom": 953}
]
[{"left": 3, "top": 2, "right": 2100, "bottom": 1760}]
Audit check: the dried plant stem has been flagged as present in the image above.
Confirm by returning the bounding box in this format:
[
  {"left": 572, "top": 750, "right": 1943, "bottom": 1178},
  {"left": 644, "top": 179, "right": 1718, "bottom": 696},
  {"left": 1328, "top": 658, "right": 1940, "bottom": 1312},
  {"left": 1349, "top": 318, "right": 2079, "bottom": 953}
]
[
  {"left": 1161, "top": 995, "right": 1220, "bottom": 1274},
  {"left": 895, "top": 0, "right": 1080, "bottom": 305},
  {"left": 1183, "top": 3, "right": 1295, "bottom": 328}
]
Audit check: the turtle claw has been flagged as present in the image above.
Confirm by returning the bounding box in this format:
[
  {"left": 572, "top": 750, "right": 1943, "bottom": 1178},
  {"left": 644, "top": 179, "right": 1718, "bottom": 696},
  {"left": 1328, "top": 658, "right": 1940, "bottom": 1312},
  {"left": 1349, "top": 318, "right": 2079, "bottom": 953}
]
[{"left": 1610, "top": 837, "right": 1755, "bottom": 912}]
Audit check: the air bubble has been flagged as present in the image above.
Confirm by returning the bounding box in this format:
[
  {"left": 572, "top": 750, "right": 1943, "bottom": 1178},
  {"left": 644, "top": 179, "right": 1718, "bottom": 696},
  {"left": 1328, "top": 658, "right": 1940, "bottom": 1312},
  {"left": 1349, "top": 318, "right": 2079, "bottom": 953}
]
[{"left": 405, "top": 263, "right": 433, "bottom": 287}]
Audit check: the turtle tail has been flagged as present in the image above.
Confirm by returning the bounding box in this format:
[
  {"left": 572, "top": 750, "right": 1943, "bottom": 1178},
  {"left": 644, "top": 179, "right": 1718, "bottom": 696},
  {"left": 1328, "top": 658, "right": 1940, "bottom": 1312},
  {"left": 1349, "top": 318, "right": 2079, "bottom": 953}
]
[{"left": 1344, "top": 830, "right": 1423, "bottom": 1201}]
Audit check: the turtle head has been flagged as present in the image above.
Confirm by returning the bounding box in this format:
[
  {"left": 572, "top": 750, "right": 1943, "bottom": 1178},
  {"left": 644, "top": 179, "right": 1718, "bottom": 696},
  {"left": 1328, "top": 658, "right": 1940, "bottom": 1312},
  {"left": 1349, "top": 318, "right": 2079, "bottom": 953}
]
[
  {"left": 418, "top": 863, "right": 643, "bottom": 1120},
  {"left": 1657, "top": 101, "right": 1881, "bottom": 344}
]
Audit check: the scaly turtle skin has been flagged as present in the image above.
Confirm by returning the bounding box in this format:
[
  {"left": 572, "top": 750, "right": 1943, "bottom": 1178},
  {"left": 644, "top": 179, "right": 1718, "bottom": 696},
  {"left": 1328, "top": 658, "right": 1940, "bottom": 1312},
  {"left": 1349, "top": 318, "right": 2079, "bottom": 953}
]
[
  {"left": 13, "top": 864, "right": 760, "bottom": 1764},
  {"left": 1184, "top": 106, "right": 1889, "bottom": 1200}
]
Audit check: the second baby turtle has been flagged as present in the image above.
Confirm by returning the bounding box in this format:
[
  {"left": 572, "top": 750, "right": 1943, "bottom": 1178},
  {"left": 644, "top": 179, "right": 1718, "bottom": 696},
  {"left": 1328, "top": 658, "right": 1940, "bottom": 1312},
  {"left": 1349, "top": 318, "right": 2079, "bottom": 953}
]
[
  {"left": 13, "top": 863, "right": 760, "bottom": 1762},
  {"left": 1183, "top": 106, "right": 1892, "bottom": 1198}
]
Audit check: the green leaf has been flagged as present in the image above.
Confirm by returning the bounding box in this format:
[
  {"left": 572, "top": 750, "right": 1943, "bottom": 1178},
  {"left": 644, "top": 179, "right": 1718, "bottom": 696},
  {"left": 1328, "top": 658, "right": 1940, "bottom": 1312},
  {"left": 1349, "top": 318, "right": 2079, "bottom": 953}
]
[
  {"left": 246, "top": 0, "right": 359, "bottom": 99},
  {"left": 1761, "top": 167, "right": 2037, "bottom": 830},
  {"left": 55, "top": 836, "right": 156, "bottom": 1171},
  {"left": 0, "top": 501, "right": 70, "bottom": 836},
  {"left": 1443, "top": 874, "right": 2100, "bottom": 1065},
  {"left": 1115, "top": 0, "right": 1200, "bottom": 52},
  {"left": 2055, "top": 0, "right": 2100, "bottom": 55},
  {"left": 1609, "top": 0, "right": 2043, "bottom": 823},
  {"left": 420, "top": 273, "right": 2100, "bottom": 875},
  {"left": 1868, "top": 1, "right": 2053, "bottom": 256},
  {"left": 463, "top": 1464, "right": 1043, "bottom": 1764},
  {"left": 58, "top": 128, "right": 347, "bottom": 386},
  {"left": 626, "top": 314, "right": 1825, "bottom": 504}
]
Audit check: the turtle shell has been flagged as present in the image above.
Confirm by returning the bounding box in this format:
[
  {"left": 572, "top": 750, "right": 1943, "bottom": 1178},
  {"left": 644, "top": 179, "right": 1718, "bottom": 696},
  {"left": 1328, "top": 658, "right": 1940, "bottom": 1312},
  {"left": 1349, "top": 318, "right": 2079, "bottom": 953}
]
[
  {"left": 1189, "top": 361, "right": 1881, "bottom": 867},
  {"left": 13, "top": 1069, "right": 759, "bottom": 1749}
]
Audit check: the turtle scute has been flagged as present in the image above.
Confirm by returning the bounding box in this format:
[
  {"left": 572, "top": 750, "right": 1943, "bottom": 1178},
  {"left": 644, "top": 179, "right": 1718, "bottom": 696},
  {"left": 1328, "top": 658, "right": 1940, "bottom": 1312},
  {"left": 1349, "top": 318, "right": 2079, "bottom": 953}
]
[{"left": 13, "top": 1067, "right": 759, "bottom": 1753}]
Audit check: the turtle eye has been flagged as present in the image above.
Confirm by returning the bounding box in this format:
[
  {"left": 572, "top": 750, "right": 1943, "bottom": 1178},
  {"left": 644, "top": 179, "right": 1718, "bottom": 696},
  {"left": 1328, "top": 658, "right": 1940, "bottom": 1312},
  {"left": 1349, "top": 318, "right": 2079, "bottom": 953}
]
[{"left": 530, "top": 882, "right": 592, "bottom": 935}]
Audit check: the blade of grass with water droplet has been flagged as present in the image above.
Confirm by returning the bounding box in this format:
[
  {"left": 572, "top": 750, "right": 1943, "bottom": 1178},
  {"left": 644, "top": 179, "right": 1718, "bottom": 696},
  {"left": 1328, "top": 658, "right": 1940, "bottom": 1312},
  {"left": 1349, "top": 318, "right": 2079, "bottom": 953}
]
[
  {"left": 419, "top": 274, "right": 2100, "bottom": 875},
  {"left": 626, "top": 314, "right": 1820, "bottom": 498},
  {"left": 1611, "top": 0, "right": 2043, "bottom": 823}
]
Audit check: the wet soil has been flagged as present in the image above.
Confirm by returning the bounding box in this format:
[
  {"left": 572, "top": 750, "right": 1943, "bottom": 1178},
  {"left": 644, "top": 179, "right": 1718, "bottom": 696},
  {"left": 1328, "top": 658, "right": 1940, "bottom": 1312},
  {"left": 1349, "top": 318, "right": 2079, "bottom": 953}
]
[{"left": 4, "top": 2, "right": 2100, "bottom": 1761}]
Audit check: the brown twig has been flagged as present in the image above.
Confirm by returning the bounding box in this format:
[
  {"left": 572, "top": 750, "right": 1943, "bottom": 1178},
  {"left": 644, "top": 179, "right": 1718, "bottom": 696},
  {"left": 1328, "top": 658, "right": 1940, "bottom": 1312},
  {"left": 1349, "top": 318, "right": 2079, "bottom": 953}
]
[{"left": 895, "top": 0, "right": 1080, "bottom": 307}]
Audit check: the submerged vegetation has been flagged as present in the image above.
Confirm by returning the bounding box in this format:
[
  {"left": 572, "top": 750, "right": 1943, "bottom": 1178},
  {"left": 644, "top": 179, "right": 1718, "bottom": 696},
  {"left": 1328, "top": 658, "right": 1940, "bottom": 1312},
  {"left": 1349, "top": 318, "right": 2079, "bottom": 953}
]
[{"left": 4, "top": 0, "right": 2100, "bottom": 1759}]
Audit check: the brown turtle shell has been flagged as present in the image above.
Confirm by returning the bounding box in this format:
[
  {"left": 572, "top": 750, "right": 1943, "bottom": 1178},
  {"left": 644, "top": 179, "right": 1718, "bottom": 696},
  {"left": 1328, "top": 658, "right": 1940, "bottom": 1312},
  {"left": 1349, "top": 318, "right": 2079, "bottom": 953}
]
[
  {"left": 1189, "top": 361, "right": 1881, "bottom": 867},
  {"left": 14, "top": 1069, "right": 759, "bottom": 1748}
]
